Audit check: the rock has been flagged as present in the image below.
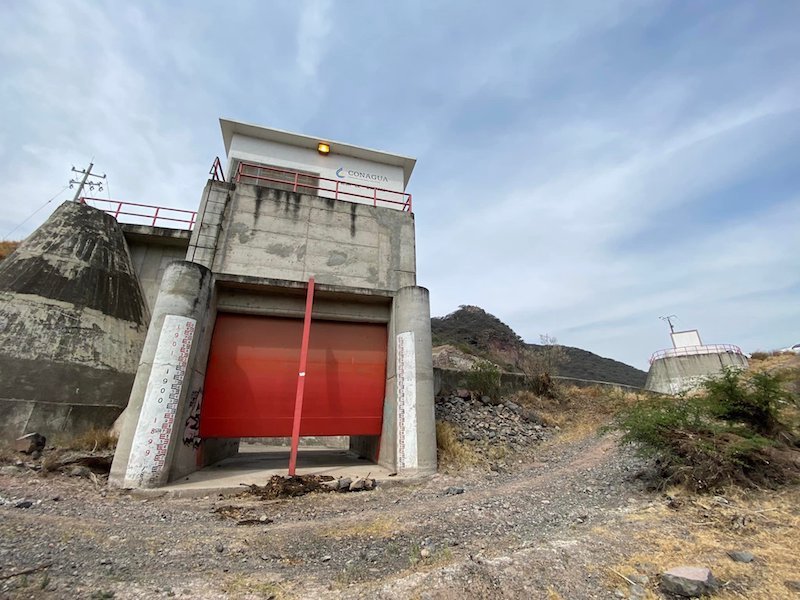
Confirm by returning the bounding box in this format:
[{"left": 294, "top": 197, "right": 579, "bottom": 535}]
[
  {"left": 420, "top": 548, "right": 431, "bottom": 558},
  {"left": 785, "top": 581, "right": 800, "bottom": 592},
  {"left": 629, "top": 583, "right": 646, "bottom": 599},
  {"left": 727, "top": 550, "right": 754, "bottom": 563},
  {"left": 661, "top": 566, "right": 718, "bottom": 597},
  {"left": 455, "top": 389, "right": 471, "bottom": 399},
  {"left": 0, "top": 465, "right": 22, "bottom": 475},
  {"left": 321, "top": 555, "right": 331, "bottom": 562},
  {"left": 444, "top": 486, "right": 465, "bottom": 495},
  {"left": 349, "top": 477, "right": 375, "bottom": 492},
  {"left": 215, "top": 543, "right": 224, "bottom": 553},
  {"left": 336, "top": 477, "right": 353, "bottom": 492},
  {"left": 67, "top": 465, "right": 92, "bottom": 478},
  {"left": 15, "top": 432, "right": 46, "bottom": 454},
  {"left": 15, "top": 500, "right": 33, "bottom": 509}
]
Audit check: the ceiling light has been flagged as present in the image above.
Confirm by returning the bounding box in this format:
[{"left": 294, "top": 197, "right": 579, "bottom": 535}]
[{"left": 317, "top": 142, "right": 331, "bottom": 155}]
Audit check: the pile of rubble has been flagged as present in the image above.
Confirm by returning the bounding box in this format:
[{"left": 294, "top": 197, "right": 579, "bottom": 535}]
[{"left": 435, "top": 391, "right": 549, "bottom": 454}]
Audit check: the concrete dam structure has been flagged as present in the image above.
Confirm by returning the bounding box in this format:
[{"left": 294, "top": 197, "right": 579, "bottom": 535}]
[
  {"left": 645, "top": 329, "right": 748, "bottom": 395},
  {"left": 77, "top": 119, "right": 431, "bottom": 488},
  {"left": 2, "top": 120, "right": 436, "bottom": 486},
  {"left": 0, "top": 202, "right": 150, "bottom": 439}
]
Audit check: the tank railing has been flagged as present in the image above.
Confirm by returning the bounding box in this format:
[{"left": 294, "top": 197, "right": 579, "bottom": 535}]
[
  {"left": 78, "top": 197, "right": 197, "bottom": 230},
  {"left": 234, "top": 161, "right": 412, "bottom": 212},
  {"left": 649, "top": 344, "right": 744, "bottom": 364},
  {"left": 210, "top": 156, "right": 226, "bottom": 182}
]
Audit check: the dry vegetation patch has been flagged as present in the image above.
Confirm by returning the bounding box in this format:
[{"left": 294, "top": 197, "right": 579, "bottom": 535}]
[{"left": 614, "top": 486, "right": 800, "bottom": 599}]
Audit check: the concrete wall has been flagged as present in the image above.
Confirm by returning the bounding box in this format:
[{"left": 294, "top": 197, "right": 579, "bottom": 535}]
[
  {"left": 110, "top": 261, "right": 236, "bottom": 487},
  {"left": 645, "top": 351, "right": 749, "bottom": 395},
  {"left": 123, "top": 225, "right": 190, "bottom": 315},
  {"left": 189, "top": 181, "right": 416, "bottom": 291},
  {"left": 0, "top": 202, "right": 149, "bottom": 440}
]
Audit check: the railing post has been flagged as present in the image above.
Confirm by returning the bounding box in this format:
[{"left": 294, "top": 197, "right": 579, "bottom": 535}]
[
  {"left": 114, "top": 202, "right": 122, "bottom": 219},
  {"left": 373, "top": 188, "right": 377, "bottom": 207},
  {"left": 288, "top": 277, "right": 315, "bottom": 476},
  {"left": 293, "top": 172, "right": 299, "bottom": 193},
  {"left": 335, "top": 181, "right": 339, "bottom": 200},
  {"left": 152, "top": 207, "right": 160, "bottom": 227}
]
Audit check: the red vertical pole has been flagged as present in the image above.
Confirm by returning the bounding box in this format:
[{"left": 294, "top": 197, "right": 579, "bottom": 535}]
[{"left": 288, "top": 277, "right": 315, "bottom": 476}]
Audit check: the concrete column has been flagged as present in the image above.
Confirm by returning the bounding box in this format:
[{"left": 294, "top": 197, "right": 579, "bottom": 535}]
[
  {"left": 379, "top": 285, "right": 436, "bottom": 475},
  {"left": 109, "top": 261, "right": 214, "bottom": 488}
]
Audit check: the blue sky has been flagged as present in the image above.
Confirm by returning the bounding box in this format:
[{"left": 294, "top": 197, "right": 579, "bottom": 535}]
[{"left": 2, "top": 1, "right": 798, "bottom": 369}]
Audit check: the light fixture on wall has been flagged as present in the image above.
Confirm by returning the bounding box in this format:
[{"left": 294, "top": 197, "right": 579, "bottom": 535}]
[{"left": 317, "top": 142, "right": 331, "bottom": 155}]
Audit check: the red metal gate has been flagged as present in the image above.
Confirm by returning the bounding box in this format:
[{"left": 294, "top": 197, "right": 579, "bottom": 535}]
[{"left": 199, "top": 314, "right": 387, "bottom": 438}]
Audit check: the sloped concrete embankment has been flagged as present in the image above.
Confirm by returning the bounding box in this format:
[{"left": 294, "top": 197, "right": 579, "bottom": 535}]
[{"left": 0, "top": 201, "right": 149, "bottom": 440}]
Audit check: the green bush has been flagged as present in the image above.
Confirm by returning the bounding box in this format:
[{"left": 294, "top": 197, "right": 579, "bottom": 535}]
[
  {"left": 612, "top": 368, "right": 799, "bottom": 491},
  {"left": 466, "top": 360, "right": 502, "bottom": 398}
]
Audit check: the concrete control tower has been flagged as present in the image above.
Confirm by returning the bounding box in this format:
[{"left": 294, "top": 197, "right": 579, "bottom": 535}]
[
  {"left": 645, "top": 326, "right": 748, "bottom": 395},
  {"left": 109, "top": 119, "right": 436, "bottom": 488}
]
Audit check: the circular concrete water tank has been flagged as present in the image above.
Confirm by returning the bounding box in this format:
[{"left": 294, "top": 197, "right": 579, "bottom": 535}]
[
  {"left": 645, "top": 351, "right": 749, "bottom": 395},
  {"left": 0, "top": 201, "right": 149, "bottom": 440}
]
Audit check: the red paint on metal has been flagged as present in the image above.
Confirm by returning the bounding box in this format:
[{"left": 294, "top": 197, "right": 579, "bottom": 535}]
[
  {"left": 234, "top": 161, "right": 413, "bottom": 212},
  {"left": 288, "top": 278, "right": 315, "bottom": 475},
  {"left": 199, "top": 314, "right": 387, "bottom": 439},
  {"left": 649, "top": 344, "right": 744, "bottom": 364},
  {"left": 210, "top": 156, "right": 226, "bottom": 182},
  {"left": 78, "top": 197, "right": 197, "bottom": 230}
]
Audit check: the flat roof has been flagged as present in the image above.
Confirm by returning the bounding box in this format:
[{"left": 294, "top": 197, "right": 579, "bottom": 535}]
[{"left": 220, "top": 118, "right": 417, "bottom": 188}]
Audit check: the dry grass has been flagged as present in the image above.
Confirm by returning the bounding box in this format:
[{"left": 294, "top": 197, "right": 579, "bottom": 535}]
[
  {"left": 510, "top": 386, "right": 648, "bottom": 443},
  {"left": 436, "top": 420, "right": 484, "bottom": 471},
  {"left": 318, "top": 516, "right": 401, "bottom": 540},
  {"left": 222, "top": 574, "right": 292, "bottom": 599},
  {"left": 0, "top": 240, "right": 20, "bottom": 262},
  {"left": 613, "top": 486, "right": 800, "bottom": 599},
  {"left": 57, "top": 427, "right": 118, "bottom": 452}
]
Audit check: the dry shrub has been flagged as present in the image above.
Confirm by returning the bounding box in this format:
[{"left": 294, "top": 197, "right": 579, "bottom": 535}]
[
  {"left": 436, "top": 421, "right": 482, "bottom": 470},
  {"left": 62, "top": 427, "right": 118, "bottom": 452}
]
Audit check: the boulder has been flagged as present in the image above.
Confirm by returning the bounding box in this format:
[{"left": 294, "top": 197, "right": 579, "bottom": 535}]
[
  {"left": 15, "top": 432, "right": 46, "bottom": 454},
  {"left": 661, "top": 566, "right": 718, "bottom": 597}
]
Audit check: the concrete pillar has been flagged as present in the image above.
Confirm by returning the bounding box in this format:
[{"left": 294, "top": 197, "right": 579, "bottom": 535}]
[
  {"left": 109, "top": 261, "right": 214, "bottom": 488},
  {"left": 378, "top": 285, "right": 436, "bottom": 475}
]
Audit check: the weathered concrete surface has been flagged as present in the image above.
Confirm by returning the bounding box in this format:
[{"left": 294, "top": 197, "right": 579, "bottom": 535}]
[
  {"left": 190, "top": 181, "right": 416, "bottom": 291},
  {"left": 645, "top": 351, "right": 749, "bottom": 395},
  {"left": 110, "top": 261, "right": 235, "bottom": 488},
  {"left": 122, "top": 224, "right": 191, "bottom": 315},
  {"left": 367, "top": 285, "right": 436, "bottom": 474},
  {"left": 0, "top": 201, "right": 149, "bottom": 441}
]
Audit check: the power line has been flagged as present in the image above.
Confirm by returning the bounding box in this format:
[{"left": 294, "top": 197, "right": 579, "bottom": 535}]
[{"left": 2, "top": 185, "right": 70, "bottom": 241}]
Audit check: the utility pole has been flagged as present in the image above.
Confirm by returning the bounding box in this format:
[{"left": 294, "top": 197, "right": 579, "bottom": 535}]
[
  {"left": 659, "top": 314, "right": 677, "bottom": 333},
  {"left": 69, "top": 162, "right": 106, "bottom": 202}
]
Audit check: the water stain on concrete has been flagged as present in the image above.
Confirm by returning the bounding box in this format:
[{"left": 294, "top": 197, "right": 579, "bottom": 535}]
[{"left": 327, "top": 251, "right": 348, "bottom": 267}]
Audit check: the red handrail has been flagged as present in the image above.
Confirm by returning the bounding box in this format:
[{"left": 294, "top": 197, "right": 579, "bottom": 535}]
[
  {"left": 210, "top": 156, "right": 225, "bottom": 182},
  {"left": 234, "top": 161, "right": 412, "bottom": 212},
  {"left": 79, "top": 197, "right": 197, "bottom": 230},
  {"left": 649, "top": 344, "right": 744, "bottom": 364}
]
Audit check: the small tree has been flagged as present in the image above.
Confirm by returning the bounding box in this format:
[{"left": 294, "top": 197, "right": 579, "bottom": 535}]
[{"left": 521, "top": 334, "right": 568, "bottom": 397}]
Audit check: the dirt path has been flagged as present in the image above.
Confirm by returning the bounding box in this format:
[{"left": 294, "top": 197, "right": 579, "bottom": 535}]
[{"left": 0, "top": 433, "right": 657, "bottom": 599}]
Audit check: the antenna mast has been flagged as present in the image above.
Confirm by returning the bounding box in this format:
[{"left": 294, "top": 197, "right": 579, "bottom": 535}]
[{"left": 659, "top": 314, "right": 677, "bottom": 333}]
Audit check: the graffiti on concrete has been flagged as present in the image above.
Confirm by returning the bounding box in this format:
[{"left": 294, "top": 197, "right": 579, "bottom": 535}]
[{"left": 182, "top": 387, "right": 203, "bottom": 448}]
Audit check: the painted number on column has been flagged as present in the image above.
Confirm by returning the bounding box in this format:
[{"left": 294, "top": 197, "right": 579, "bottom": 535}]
[
  {"left": 125, "top": 315, "right": 196, "bottom": 487},
  {"left": 396, "top": 331, "right": 418, "bottom": 471}
]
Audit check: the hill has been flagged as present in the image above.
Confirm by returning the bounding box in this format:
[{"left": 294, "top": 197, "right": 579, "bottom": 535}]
[
  {"left": 431, "top": 305, "right": 647, "bottom": 387},
  {"left": 0, "top": 241, "right": 20, "bottom": 263}
]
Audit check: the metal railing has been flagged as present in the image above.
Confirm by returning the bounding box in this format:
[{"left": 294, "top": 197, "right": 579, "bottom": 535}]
[
  {"left": 650, "top": 344, "right": 744, "bottom": 364},
  {"left": 210, "top": 156, "right": 225, "bottom": 182},
  {"left": 78, "top": 197, "right": 197, "bottom": 230},
  {"left": 234, "top": 161, "right": 412, "bottom": 212}
]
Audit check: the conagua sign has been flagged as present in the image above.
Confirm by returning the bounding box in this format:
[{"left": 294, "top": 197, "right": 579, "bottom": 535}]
[{"left": 336, "top": 166, "right": 389, "bottom": 184}]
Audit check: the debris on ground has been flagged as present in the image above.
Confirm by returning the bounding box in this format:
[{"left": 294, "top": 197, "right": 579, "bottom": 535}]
[{"left": 240, "top": 474, "right": 375, "bottom": 500}]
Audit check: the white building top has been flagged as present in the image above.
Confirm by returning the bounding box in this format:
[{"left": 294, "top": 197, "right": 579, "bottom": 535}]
[{"left": 219, "top": 118, "right": 417, "bottom": 192}]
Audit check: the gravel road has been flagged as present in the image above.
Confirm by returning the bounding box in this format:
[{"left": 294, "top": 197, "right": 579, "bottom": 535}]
[{"left": 1, "top": 432, "right": 656, "bottom": 599}]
